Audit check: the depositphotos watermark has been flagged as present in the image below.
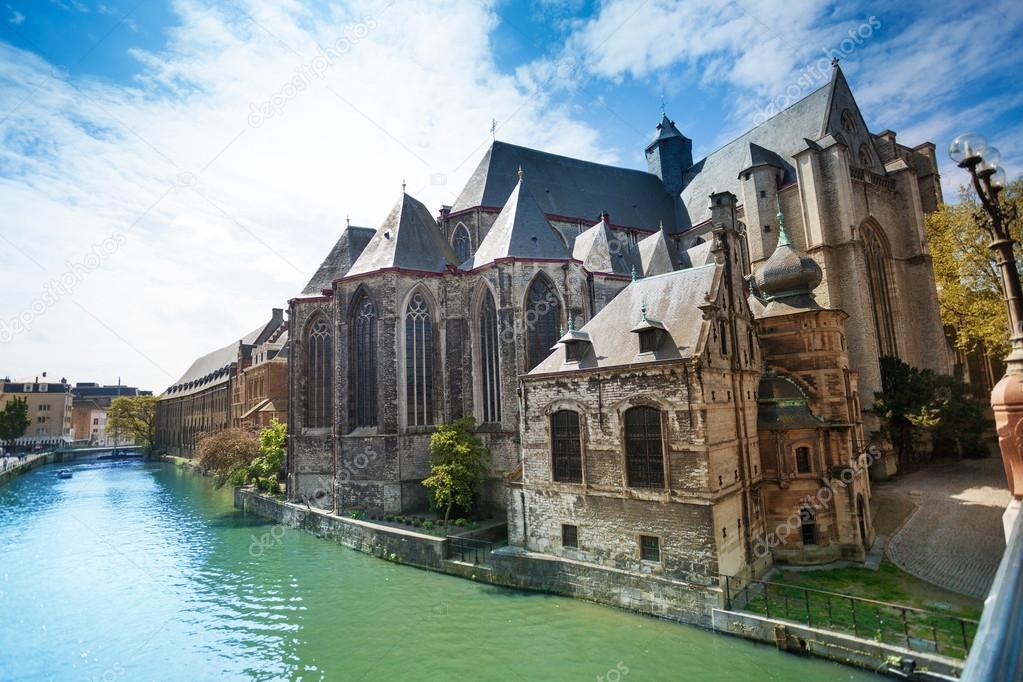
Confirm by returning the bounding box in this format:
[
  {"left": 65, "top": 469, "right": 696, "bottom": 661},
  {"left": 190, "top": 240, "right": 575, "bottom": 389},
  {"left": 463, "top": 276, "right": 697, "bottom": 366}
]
[
  {"left": 0, "top": 232, "right": 125, "bottom": 344},
  {"left": 752, "top": 16, "right": 881, "bottom": 126},
  {"left": 248, "top": 16, "right": 379, "bottom": 128},
  {"left": 752, "top": 444, "right": 880, "bottom": 558}
]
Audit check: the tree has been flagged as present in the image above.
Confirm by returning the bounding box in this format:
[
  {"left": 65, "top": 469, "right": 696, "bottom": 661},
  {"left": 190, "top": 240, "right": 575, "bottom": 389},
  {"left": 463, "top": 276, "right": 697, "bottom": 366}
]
[
  {"left": 194, "top": 428, "right": 261, "bottom": 486},
  {"left": 874, "top": 356, "right": 991, "bottom": 467},
  {"left": 250, "top": 419, "right": 287, "bottom": 494},
  {"left": 106, "top": 395, "right": 158, "bottom": 453},
  {"left": 422, "top": 417, "right": 490, "bottom": 525},
  {"left": 0, "top": 397, "right": 30, "bottom": 449},
  {"left": 925, "top": 178, "right": 1023, "bottom": 358}
]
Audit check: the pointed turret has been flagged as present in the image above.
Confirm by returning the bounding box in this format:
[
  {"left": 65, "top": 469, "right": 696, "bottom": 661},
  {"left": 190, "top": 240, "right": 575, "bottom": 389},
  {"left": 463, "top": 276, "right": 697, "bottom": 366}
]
[
  {"left": 645, "top": 113, "right": 693, "bottom": 194},
  {"left": 462, "top": 170, "right": 568, "bottom": 269},
  {"left": 346, "top": 192, "right": 459, "bottom": 277}
]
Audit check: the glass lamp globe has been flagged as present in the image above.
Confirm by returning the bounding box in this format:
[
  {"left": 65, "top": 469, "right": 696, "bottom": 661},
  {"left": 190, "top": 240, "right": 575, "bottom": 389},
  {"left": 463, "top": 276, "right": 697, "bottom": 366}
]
[
  {"left": 979, "top": 146, "right": 1002, "bottom": 173},
  {"left": 949, "top": 132, "right": 987, "bottom": 164},
  {"left": 990, "top": 166, "right": 1008, "bottom": 191}
]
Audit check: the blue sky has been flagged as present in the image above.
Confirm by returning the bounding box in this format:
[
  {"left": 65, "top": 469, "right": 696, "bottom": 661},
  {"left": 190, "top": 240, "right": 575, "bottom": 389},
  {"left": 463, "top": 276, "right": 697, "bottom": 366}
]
[{"left": 1, "top": 0, "right": 1022, "bottom": 390}]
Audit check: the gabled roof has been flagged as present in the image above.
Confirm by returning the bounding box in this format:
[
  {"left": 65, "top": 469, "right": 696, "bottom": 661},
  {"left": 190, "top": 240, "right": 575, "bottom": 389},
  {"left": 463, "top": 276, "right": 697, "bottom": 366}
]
[
  {"left": 679, "top": 83, "right": 833, "bottom": 229},
  {"left": 462, "top": 177, "right": 568, "bottom": 269},
  {"left": 162, "top": 312, "right": 284, "bottom": 399},
  {"left": 300, "top": 225, "right": 375, "bottom": 295},
  {"left": 634, "top": 226, "right": 675, "bottom": 276},
  {"left": 346, "top": 193, "right": 458, "bottom": 277},
  {"left": 528, "top": 264, "right": 717, "bottom": 374},
  {"left": 452, "top": 140, "right": 676, "bottom": 231},
  {"left": 572, "top": 218, "right": 631, "bottom": 275}
]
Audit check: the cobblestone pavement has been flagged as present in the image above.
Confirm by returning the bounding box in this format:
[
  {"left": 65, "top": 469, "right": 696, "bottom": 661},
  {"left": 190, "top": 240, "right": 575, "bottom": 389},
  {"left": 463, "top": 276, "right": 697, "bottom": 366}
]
[{"left": 881, "top": 455, "right": 1011, "bottom": 599}]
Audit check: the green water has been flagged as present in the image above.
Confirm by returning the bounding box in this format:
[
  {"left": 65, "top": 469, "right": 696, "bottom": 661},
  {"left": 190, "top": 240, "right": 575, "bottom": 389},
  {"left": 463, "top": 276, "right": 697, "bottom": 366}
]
[{"left": 0, "top": 461, "right": 879, "bottom": 680}]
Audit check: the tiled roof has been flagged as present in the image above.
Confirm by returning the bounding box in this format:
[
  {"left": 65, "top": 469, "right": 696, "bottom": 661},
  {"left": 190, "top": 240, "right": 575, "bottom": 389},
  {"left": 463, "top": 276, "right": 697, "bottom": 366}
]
[
  {"left": 462, "top": 177, "right": 568, "bottom": 269},
  {"left": 300, "top": 225, "right": 375, "bottom": 295},
  {"left": 572, "top": 219, "right": 631, "bottom": 275},
  {"left": 679, "top": 84, "right": 832, "bottom": 229},
  {"left": 528, "top": 264, "right": 718, "bottom": 374},
  {"left": 452, "top": 141, "right": 676, "bottom": 231},
  {"left": 346, "top": 193, "right": 458, "bottom": 277}
]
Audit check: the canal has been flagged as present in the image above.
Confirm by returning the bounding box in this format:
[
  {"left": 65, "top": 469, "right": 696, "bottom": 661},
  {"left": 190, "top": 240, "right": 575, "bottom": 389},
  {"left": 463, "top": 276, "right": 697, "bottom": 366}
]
[{"left": 0, "top": 461, "right": 879, "bottom": 681}]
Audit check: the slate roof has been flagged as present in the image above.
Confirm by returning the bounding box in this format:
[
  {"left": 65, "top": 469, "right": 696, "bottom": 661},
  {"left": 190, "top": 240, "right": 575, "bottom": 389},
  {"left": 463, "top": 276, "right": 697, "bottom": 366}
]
[
  {"left": 679, "top": 83, "right": 832, "bottom": 229},
  {"left": 452, "top": 141, "right": 676, "bottom": 231},
  {"left": 757, "top": 374, "right": 824, "bottom": 430},
  {"left": 162, "top": 314, "right": 282, "bottom": 399},
  {"left": 680, "top": 239, "right": 714, "bottom": 268},
  {"left": 634, "top": 227, "right": 675, "bottom": 276},
  {"left": 572, "top": 219, "right": 631, "bottom": 275},
  {"left": 346, "top": 193, "right": 459, "bottom": 277},
  {"left": 528, "top": 264, "right": 717, "bottom": 374},
  {"left": 300, "top": 225, "right": 375, "bottom": 295},
  {"left": 646, "top": 114, "right": 689, "bottom": 148},
  {"left": 462, "top": 177, "right": 568, "bottom": 269}
]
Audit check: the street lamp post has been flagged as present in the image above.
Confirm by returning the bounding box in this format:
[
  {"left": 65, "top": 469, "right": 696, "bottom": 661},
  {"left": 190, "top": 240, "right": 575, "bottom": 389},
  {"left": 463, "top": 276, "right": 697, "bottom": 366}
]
[{"left": 949, "top": 132, "right": 1022, "bottom": 527}]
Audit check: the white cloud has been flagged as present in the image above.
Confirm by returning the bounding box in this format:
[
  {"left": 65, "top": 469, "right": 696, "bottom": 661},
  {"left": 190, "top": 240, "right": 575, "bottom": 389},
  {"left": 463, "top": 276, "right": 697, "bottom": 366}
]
[
  {"left": 0, "top": 0, "right": 608, "bottom": 391},
  {"left": 7, "top": 6, "right": 24, "bottom": 24}
]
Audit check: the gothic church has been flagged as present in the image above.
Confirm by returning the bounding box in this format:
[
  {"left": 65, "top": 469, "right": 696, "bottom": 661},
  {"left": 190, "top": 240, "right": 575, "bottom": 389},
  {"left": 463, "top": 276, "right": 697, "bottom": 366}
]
[{"left": 286, "top": 63, "right": 947, "bottom": 581}]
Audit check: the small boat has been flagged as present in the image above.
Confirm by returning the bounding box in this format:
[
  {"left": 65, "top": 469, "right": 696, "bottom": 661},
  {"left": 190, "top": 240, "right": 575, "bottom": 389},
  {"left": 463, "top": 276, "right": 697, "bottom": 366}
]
[{"left": 56, "top": 469, "right": 72, "bottom": 479}]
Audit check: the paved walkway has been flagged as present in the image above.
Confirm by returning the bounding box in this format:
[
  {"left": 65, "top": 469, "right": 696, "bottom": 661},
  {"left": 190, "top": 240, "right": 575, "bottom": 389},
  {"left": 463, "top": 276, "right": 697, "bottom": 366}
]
[{"left": 881, "top": 455, "right": 1011, "bottom": 599}]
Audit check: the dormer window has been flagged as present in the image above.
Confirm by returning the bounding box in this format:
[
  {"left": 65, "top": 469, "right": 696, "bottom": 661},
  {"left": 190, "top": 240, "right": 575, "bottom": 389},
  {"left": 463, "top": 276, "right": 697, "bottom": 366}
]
[
  {"left": 638, "top": 329, "right": 658, "bottom": 353},
  {"left": 556, "top": 324, "right": 592, "bottom": 363},
  {"left": 565, "top": 341, "right": 584, "bottom": 362}
]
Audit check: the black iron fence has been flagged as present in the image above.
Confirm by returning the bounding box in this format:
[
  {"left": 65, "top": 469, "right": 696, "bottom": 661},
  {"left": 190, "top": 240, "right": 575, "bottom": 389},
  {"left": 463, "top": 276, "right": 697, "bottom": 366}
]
[
  {"left": 446, "top": 536, "right": 494, "bottom": 565},
  {"left": 722, "top": 575, "right": 979, "bottom": 659}
]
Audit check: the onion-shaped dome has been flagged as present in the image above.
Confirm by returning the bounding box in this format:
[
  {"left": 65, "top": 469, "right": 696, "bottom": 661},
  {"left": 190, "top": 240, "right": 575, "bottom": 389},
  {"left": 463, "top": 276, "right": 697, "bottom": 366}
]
[{"left": 754, "top": 208, "right": 822, "bottom": 301}]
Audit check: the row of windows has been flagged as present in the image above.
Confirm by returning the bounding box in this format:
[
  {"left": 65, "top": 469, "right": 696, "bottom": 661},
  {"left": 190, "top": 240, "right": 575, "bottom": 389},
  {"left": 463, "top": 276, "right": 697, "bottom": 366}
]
[
  {"left": 561, "top": 523, "right": 661, "bottom": 562},
  {"left": 304, "top": 275, "right": 564, "bottom": 429},
  {"left": 549, "top": 406, "right": 665, "bottom": 488}
]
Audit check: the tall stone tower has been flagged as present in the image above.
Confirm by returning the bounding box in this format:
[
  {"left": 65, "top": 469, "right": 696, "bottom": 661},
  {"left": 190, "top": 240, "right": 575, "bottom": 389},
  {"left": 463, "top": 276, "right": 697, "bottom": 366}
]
[
  {"left": 751, "top": 208, "right": 874, "bottom": 564},
  {"left": 645, "top": 114, "right": 692, "bottom": 195}
]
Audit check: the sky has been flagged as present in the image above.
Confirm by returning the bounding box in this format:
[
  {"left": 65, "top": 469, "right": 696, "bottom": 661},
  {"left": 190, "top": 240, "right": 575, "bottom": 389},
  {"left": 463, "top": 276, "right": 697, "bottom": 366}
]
[{"left": 1, "top": 0, "right": 1021, "bottom": 393}]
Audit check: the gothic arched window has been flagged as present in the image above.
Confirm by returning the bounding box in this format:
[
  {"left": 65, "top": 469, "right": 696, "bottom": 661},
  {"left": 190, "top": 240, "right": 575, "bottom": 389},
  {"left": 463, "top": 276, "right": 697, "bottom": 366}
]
[
  {"left": 525, "top": 275, "right": 562, "bottom": 372},
  {"left": 841, "top": 109, "right": 856, "bottom": 133},
  {"left": 405, "top": 292, "right": 435, "bottom": 426},
  {"left": 350, "top": 294, "right": 377, "bottom": 428},
  {"left": 305, "top": 316, "right": 333, "bottom": 429},
  {"left": 479, "top": 289, "right": 502, "bottom": 423},
  {"left": 551, "top": 410, "right": 582, "bottom": 483},
  {"left": 858, "top": 144, "right": 873, "bottom": 167},
  {"left": 452, "top": 224, "right": 472, "bottom": 264},
  {"left": 624, "top": 406, "right": 664, "bottom": 488},
  {"left": 862, "top": 223, "right": 898, "bottom": 358}
]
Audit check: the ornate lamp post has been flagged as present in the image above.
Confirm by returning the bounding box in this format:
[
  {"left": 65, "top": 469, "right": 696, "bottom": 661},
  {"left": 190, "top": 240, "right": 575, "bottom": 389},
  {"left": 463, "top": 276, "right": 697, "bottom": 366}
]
[{"left": 949, "top": 133, "right": 1022, "bottom": 527}]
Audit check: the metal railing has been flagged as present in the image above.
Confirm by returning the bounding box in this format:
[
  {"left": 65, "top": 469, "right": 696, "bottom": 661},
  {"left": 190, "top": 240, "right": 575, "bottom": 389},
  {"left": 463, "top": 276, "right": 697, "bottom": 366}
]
[
  {"left": 446, "top": 536, "right": 494, "bottom": 565},
  {"left": 961, "top": 509, "right": 1023, "bottom": 680},
  {"left": 722, "top": 575, "right": 978, "bottom": 659}
]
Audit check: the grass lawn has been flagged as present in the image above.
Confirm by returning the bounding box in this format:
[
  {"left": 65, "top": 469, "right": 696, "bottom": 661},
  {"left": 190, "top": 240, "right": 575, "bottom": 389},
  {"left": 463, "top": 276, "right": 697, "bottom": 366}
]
[{"left": 738, "top": 560, "right": 982, "bottom": 659}]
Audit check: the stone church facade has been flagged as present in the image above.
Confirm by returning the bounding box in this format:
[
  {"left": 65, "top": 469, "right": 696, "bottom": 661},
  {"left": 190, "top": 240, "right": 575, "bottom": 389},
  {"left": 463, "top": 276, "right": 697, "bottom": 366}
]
[{"left": 285, "top": 63, "right": 938, "bottom": 576}]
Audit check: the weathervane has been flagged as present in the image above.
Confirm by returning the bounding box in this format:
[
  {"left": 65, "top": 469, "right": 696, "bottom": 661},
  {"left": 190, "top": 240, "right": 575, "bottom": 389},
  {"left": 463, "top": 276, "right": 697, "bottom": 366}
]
[{"left": 491, "top": 118, "right": 497, "bottom": 142}]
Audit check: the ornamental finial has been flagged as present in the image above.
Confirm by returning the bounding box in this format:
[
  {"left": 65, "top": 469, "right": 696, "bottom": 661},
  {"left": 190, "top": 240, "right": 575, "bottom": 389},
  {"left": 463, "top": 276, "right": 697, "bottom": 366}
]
[
  {"left": 631, "top": 264, "right": 638, "bottom": 282},
  {"left": 567, "top": 316, "right": 575, "bottom": 332},
  {"left": 775, "top": 196, "right": 791, "bottom": 247},
  {"left": 517, "top": 165, "right": 524, "bottom": 181},
  {"left": 401, "top": 177, "right": 406, "bottom": 193}
]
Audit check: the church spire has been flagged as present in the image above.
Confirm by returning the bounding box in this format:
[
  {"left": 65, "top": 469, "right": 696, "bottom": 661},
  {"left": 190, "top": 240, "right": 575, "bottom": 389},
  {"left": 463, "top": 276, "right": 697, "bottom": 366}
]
[{"left": 776, "top": 197, "right": 791, "bottom": 247}]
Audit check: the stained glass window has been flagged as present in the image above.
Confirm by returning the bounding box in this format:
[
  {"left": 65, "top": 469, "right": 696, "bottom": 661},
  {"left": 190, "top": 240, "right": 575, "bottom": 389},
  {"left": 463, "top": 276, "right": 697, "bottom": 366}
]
[
  {"left": 305, "top": 317, "right": 333, "bottom": 428},
  {"left": 452, "top": 224, "right": 472, "bottom": 263},
  {"left": 526, "top": 275, "right": 561, "bottom": 371},
  {"left": 405, "top": 293, "right": 434, "bottom": 426},
  {"left": 351, "top": 296, "right": 377, "bottom": 427},
  {"left": 479, "top": 290, "right": 502, "bottom": 423}
]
